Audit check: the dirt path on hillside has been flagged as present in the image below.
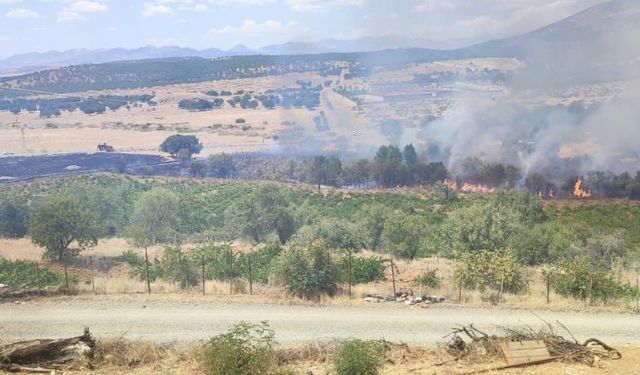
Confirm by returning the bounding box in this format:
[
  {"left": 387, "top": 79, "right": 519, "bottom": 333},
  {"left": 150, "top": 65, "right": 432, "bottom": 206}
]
[{"left": 2, "top": 295, "right": 639, "bottom": 345}]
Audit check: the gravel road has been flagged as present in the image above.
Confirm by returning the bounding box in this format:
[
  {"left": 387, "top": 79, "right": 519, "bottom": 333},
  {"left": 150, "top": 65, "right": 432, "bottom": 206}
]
[{"left": 2, "top": 296, "right": 639, "bottom": 345}]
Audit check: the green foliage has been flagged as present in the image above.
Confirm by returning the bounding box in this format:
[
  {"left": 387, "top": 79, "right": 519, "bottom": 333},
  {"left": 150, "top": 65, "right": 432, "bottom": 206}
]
[
  {"left": 551, "top": 259, "right": 637, "bottom": 302},
  {"left": 338, "top": 256, "right": 386, "bottom": 284},
  {"left": 225, "top": 185, "right": 296, "bottom": 244},
  {"left": 207, "top": 153, "right": 236, "bottom": 178},
  {"left": 115, "top": 249, "right": 145, "bottom": 267},
  {"left": 0, "top": 198, "right": 28, "bottom": 238},
  {"left": 160, "top": 134, "right": 203, "bottom": 158},
  {"left": 201, "top": 321, "right": 276, "bottom": 375},
  {"left": 454, "top": 250, "right": 529, "bottom": 294},
  {"left": 356, "top": 204, "right": 389, "bottom": 251},
  {"left": 30, "top": 193, "right": 100, "bottom": 261},
  {"left": 157, "top": 247, "right": 199, "bottom": 289},
  {"left": 0, "top": 258, "right": 65, "bottom": 287},
  {"left": 382, "top": 211, "right": 423, "bottom": 259},
  {"left": 550, "top": 233, "right": 634, "bottom": 302},
  {"left": 509, "top": 222, "right": 579, "bottom": 265},
  {"left": 126, "top": 188, "right": 180, "bottom": 248},
  {"left": 413, "top": 269, "right": 440, "bottom": 289},
  {"left": 273, "top": 238, "right": 338, "bottom": 300},
  {"left": 335, "top": 339, "right": 385, "bottom": 375}
]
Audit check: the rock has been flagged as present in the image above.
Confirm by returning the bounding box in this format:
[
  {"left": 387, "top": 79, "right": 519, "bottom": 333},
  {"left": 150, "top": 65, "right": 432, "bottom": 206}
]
[
  {"left": 404, "top": 300, "right": 413, "bottom": 305},
  {"left": 365, "top": 297, "right": 374, "bottom": 303}
]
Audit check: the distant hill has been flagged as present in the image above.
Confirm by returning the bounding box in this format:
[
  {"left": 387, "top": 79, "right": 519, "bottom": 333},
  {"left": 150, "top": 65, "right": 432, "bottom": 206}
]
[
  {"left": 0, "top": 36, "right": 464, "bottom": 77},
  {"left": 1, "top": 0, "right": 638, "bottom": 93},
  {"left": 462, "top": 0, "right": 640, "bottom": 84}
]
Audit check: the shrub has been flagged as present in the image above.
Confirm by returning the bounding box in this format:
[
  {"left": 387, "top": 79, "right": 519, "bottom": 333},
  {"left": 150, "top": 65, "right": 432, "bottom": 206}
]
[
  {"left": 273, "top": 239, "right": 338, "bottom": 300},
  {"left": 453, "top": 250, "right": 529, "bottom": 295},
  {"left": 551, "top": 259, "right": 637, "bottom": 302},
  {"left": 335, "top": 339, "right": 385, "bottom": 375},
  {"left": 201, "top": 321, "right": 276, "bottom": 375},
  {"left": 413, "top": 269, "right": 440, "bottom": 289},
  {"left": 0, "top": 258, "right": 66, "bottom": 287},
  {"left": 338, "top": 256, "right": 385, "bottom": 284}
]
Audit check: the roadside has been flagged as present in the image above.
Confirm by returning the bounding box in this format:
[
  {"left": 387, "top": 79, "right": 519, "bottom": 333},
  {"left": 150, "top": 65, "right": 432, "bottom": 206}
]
[{"left": 2, "top": 295, "right": 639, "bottom": 345}]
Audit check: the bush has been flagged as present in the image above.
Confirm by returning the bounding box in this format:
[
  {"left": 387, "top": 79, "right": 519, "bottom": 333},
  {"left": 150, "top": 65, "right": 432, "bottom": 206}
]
[
  {"left": 551, "top": 259, "right": 637, "bottom": 302},
  {"left": 413, "top": 269, "right": 440, "bottom": 289},
  {"left": 273, "top": 239, "right": 338, "bottom": 300},
  {"left": 0, "top": 258, "right": 66, "bottom": 287},
  {"left": 201, "top": 321, "right": 276, "bottom": 375},
  {"left": 338, "top": 256, "right": 385, "bottom": 284},
  {"left": 335, "top": 339, "right": 385, "bottom": 375},
  {"left": 160, "top": 134, "right": 203, "bottom": 158},
  {"left": 453, "top": 250, "right": 529, "bottom": 295}
]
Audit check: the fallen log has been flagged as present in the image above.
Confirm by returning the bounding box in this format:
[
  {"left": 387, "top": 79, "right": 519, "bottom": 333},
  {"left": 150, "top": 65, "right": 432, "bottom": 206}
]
[{"left": 0, "top": 328, "right": 95, "bottom": 370}]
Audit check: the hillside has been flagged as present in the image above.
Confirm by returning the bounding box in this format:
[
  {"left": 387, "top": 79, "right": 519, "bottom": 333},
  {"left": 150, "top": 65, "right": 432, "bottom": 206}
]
[
  {"left": 464, "top": 0, "right": 640, "bottom": 84},
  {"left": 1, "top": 0, "right": 638, "bottom": 95}
]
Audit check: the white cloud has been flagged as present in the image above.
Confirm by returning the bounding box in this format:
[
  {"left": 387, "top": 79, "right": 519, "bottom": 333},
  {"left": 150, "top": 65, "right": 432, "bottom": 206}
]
[
  {"left": 5, "top": 8, "right": 41, "bottom": 19},
  {"left": 142, "top": 2, "right": 174, "bottom": 16},
  {"left": 208, "top": 0, "right": 276, "bottom": 5},
  {"left": 414, "top": 0, "right": 455, "bottom": 13},
  {"left": 57, "top": 10, "right": 87, "bottom": 22},
  {"left": 68, "top": 1, "right": 109, "bottom": 13},
  {"left": 286, "top": 0, "right": 362, "bottom": 12},
  {"left": 208, "top": 19, "right": 298, "bottom": 37},
  {"left": 0, "top": 0, "right": 22, "bottom": 5}
]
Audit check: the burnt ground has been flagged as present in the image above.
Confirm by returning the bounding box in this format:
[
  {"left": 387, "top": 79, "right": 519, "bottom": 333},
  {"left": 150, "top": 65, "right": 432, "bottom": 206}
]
[{"left": 0, "top": 153, "right": 176, "bottom": 181}]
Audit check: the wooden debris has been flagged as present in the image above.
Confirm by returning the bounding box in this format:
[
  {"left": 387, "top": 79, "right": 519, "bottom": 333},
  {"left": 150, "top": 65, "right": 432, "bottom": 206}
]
[
  {"left": 500, "top": 340, "right": 552, "bottom": 365},
  {"left": 0, "top": 328, "right": 95, "bottom": 372}
]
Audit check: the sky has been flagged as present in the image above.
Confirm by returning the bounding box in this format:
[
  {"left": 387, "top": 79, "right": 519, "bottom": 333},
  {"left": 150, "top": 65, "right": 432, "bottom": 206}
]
[{"left": 0, "top": 0, "right": 607, "bottom": 57}]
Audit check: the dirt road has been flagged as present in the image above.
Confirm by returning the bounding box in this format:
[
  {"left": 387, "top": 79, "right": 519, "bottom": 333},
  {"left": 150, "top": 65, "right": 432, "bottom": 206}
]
[{"left": 2, "top": 295, "right": 639, "bottom": 345}]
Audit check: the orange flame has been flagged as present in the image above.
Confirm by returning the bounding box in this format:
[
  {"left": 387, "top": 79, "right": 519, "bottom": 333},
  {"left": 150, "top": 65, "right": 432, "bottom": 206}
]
[
  {"left": 444, "top": 179, "right": 458, "bottom": 190},
  {"left": 573, "top": 178, "right": 591, "bottom": 198},
  {"left": 461, "top": 183, "right": 496, "bottom": 194}
]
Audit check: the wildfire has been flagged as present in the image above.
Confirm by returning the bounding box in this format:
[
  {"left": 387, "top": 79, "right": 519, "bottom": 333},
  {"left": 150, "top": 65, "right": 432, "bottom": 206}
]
[
  {"left": 443, "top": 179, "right": 496, "bottom": 194},
  {"left": 461, "top": 183, "right": 496, "bottom": 194},
  {"left": 444, "top": 179, "right": 458, "bottom": 190},
  {"left": 573, "top": 178, "right": 592, "bottom": 198}
]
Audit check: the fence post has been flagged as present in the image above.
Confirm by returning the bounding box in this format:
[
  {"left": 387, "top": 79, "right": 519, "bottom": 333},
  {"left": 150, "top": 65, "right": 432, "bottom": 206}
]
[
  {"left": 144, "top": 247, "right": 151, "bottom": 294},
  {"left": 248, "top": 254, "right": 253, "bottom": 296},
  {"left": 201, "top": 254, "right": 206, "bottom": 296},
  {"left": 64, "top": 263, "right": 70, "bottom": 290},
  {"left": 348, "top": 251, "right": 352, "bottom": 299},
  {"left": 390, "top": 261, "right": 396, "bottom": 296},
  {"left": 90, "top": 256, "right": 95, "bottom": 294},
  {"left": 636, "top": 275, "right": 639, "bottom": 312},
  {"left": 35, "top": 262, "right": 41, "bottom": 296},
  {"left": 546, "top": 273, "right": 551, "bottom": 305},
  {"left": 458, "top": 282, "right": 463, "bottom": 304},
  {"left": 588, "top": 276, "right": 593, "bottom": 306},
  {"left": 229, "top": 248, "right": 233, "bottom": 296}
]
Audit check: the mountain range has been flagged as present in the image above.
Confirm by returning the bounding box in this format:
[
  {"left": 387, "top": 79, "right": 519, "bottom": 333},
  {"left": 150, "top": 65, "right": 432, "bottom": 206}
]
[
  {"left": 0, "top": 36, "right": 466, "bottom": 77},
  {"left": 1, "top": 0, "right": 638, "bottom": 86}
]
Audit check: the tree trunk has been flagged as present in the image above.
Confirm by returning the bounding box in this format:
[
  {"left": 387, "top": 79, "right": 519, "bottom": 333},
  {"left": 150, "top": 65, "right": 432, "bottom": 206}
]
[
  {"left": 144, "top": 247, "right": 151, "bottom": 294},
  {"left": 0, "top": 329, "right": 95, "bottom": 370}
]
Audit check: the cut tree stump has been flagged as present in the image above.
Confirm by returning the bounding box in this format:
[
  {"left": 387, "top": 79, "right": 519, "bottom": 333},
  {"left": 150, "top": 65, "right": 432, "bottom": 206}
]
[{"left": 0, "top": 328, "right": 95, "bottom": 371}]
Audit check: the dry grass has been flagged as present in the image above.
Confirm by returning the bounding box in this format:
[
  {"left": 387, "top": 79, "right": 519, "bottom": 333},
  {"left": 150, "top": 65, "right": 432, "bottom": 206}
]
[{"left": 12, "top": 338, "right": 639, "bottom": 375}]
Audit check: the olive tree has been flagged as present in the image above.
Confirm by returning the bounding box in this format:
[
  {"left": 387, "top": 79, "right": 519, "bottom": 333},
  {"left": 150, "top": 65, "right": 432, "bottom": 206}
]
[
  {"left": 126, "top": 188, "right": 180, "bottom": 292},
  {"left": 30, "top": 194, "right": 100, "bottom": 261}
]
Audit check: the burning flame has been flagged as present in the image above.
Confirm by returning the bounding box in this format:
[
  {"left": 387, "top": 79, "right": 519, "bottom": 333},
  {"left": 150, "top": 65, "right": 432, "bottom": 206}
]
[
  {"left": 444, "top": 179, "right": 458, "bottom": 190},
  {"left": 573, "top": 178, "right": 592, "bottom": 198},
  {"left": 461, "top": 183, "right": 496, "bottom": 194},
  {"left": 443, "top": 179, "right": 496, "bottom": 194}
]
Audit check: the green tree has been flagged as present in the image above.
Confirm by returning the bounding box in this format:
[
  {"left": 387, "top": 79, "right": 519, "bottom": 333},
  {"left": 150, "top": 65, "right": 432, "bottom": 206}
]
[
  {"left": 30, "top": 194, "right": 100, "bottom": 261},
  {"left": 403, "top": 144, "right": 418, "bottom": 166},
  {"left": 382, "top": 211, "right": 423, "bottom": 259},
  {"left": 372, "top": 145, "right": 403, "bottom": 187},
  {"left": 273, "top": 238, "right": 338, "bottom": 300},
  {"left": 207, "top": 153, "right": 236, "bottom": 178},
  {"left": 126, "top": 188, "right": 180, "bottom": 248},
  {"left": 0, "top": 198, "right": 27, "bottom": 238},
  {"left": 357, "top": 204, "right": 388, "bottom": 251},
  {"left": 160, "top": 134, "right": 203, "bottom": 158},
  {"left": 225, "top": 185, "right": 296, "bottom": 244}
]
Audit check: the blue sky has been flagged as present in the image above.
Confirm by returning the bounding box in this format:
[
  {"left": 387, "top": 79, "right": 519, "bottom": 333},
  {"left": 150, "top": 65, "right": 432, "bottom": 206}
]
[{"left": 0, "top": 0, "right": 605, "bottom": 57}]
